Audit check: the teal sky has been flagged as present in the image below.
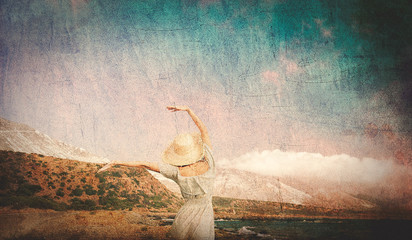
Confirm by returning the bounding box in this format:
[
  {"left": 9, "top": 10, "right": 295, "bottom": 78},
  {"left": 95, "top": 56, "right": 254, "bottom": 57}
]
[{"left": 0, "top": 0, "right": 410, "bottom": 163}]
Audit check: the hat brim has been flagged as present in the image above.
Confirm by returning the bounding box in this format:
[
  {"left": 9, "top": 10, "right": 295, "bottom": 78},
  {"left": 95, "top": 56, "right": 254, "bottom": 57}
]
[{"left": 162, "top": 133, "right": 204, "bottom": 166}]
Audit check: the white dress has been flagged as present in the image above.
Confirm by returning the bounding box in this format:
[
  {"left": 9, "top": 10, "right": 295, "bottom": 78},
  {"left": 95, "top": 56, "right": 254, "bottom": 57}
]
[{"left": 159, "top": 144, "right": 215, "bottom": 240}]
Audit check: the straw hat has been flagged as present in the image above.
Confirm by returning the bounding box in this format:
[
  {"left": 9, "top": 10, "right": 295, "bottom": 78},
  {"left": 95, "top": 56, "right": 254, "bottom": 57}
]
[{"left": 162, "top": 133, "right": 204, "bottom": 166}]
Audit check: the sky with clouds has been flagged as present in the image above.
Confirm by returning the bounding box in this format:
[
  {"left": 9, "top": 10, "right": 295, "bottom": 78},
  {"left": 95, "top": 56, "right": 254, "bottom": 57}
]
[{"left": 0, "top": 0, "right": 411, "bottom": 171}]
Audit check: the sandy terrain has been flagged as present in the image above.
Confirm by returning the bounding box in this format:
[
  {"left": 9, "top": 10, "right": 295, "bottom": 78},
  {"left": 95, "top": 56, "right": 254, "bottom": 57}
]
[{"left": 0, "top": 208, "right": 244, "bottom": 240}]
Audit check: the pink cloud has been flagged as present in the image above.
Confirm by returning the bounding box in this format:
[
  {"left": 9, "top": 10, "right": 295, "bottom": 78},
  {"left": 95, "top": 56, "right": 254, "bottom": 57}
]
[
  {"left": 262, "top": 70, "right": 280, "bottom": 83},
  {"left": 321, "top": 28, "right": 333, "bottom": 38},
  {"left": 280, "top": 57, "right": 301, "bottom": 74},
  {"left": 261, "top": 70, "right": 284, "bottom": 100},
  {"left": 314, "top": 18, "right": 324, "bottom": 26},
  {"left": 314, "top": 18, "right": 333, "bottom": 38}
]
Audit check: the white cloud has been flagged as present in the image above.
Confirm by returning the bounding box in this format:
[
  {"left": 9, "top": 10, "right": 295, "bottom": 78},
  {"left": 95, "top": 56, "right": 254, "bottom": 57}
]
[{"left": 218, "top": 149, "right": 397, "bottom": 184}]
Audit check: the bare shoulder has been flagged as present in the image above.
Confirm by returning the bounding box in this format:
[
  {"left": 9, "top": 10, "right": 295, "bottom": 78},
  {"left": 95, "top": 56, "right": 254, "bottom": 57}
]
[{"left": 178, "top": 161, "right": 209, "bottom": 177}]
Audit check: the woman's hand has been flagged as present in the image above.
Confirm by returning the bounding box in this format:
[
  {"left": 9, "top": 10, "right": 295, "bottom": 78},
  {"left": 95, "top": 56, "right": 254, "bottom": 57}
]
[
  {"left": 167, "top": 106, "right": 189, "bottom": 112},
  {"left": 97, "top": 162, "right": 115, "bottom": 173}
]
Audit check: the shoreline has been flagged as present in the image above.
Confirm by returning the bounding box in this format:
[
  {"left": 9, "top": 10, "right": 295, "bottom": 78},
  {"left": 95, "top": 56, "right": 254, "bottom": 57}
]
[
  {"left": 214, "top": 211, "right": 412, "bottom": 221},
  {"left": 2, "top": 207, "right": 411, "bottom": 220}
]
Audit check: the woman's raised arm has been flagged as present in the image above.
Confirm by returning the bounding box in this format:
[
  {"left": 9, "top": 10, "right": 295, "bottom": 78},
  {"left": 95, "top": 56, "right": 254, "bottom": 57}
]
[{"left": 166, "top": 106, "right": 212, "bottom": 148}]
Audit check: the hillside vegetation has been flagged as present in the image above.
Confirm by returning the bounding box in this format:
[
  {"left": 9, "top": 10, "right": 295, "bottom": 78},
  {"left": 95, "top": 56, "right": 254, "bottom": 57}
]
[{"left": 0, "top": 150, "right": 182, "bottom": 212}]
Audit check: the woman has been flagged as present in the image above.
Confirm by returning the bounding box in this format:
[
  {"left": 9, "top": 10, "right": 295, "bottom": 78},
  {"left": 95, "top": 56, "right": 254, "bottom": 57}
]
[{"left": 98, "top": 106, "right": 215, "bottom": 240}]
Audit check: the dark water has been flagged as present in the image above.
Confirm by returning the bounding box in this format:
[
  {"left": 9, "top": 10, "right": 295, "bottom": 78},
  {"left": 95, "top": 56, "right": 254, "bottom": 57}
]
[{"left": 214, "top": 219, "right": 412, "bottom": 240}]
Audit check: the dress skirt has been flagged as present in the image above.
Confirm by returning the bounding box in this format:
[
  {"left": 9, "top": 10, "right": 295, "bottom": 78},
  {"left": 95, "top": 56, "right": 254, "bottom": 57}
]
[{"left": 170, "top": 194, "right": 214, "bottom": 240}]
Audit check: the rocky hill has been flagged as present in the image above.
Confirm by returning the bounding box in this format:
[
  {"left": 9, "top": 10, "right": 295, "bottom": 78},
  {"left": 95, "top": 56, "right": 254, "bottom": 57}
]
[
  {"left": 0, "top": 150, "right": 182, "bottom": 212},
  {"left": 0, "top": 117, "right": 108, "bottom": 163},
  {"left": 159, "top": 166, "right": 394, "bottom": 212},
  {"left": 214, "top": 168, "right": 311, "bottom": 205}
]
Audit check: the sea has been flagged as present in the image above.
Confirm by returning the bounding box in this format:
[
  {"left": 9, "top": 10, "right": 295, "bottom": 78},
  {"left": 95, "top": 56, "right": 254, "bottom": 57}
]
[{"left": 214, "top": 218, "right": 412, "bottom": 240}]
